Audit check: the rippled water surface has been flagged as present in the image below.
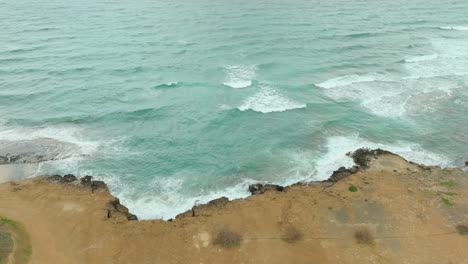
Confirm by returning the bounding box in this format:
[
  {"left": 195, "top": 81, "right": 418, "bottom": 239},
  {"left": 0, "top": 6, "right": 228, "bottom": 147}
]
[{"left": 1, "top": 0, "right": 467, "bottom": 219}]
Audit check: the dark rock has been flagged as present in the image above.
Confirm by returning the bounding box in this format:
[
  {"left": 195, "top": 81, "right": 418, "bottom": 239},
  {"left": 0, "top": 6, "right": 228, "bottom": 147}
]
[
  {"left": 106, "top": 198, "right": 137, "bottom": 221},
  {"left": 465, "top": 160, "right": 468, "bottom": 167},
  {"left": 91, "top": 180, "right": 107, "bottom": 192},
  {"left": 127, "top": 214, "right": 138, "bottom": 221},
  {"left": 248, "top": 184, "right": 284, "bottom": 195},
  {"left": 63, "top": 174, "right": 77, "bottom": 183},
  {"left": 0, "top": 138, "right": 81, "bottom": 164},
  {"left": 325, "top": 166, "right": 360, "bottom": 183},
  {"left": 249, "top": 183, "right": 284, "bottom": 195},
  {"left": 176, "top": 197, "right": 231, "bottom": 219},
  {"left": 207, "top": 197, "right": 229, "bottom": 207},
  {"left": 80, "top": 175, "right": 93, "bottom": 186},
  {"left": 348, "top": 148, "right": 394, "bottom": 167},
  {"left": 175, "top": 209, "right": 194, "bottom": 219},
  {"left": 107, "top": 198, "right": 129, "bottom": 214},
  {"left": 47, "top": 175, "right": 65, "bottom": 183}
]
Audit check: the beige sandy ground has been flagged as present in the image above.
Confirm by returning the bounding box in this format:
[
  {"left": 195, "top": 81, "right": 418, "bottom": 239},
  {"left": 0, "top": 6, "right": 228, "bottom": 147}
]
[{"left": 1, "top": 152, "right": 468, "bottom": 264}]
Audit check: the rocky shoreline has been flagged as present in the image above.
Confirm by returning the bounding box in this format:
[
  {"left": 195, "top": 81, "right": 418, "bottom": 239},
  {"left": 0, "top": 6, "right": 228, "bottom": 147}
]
[{"left": 1, "top": 148, "right": 468, "bottom": 263}]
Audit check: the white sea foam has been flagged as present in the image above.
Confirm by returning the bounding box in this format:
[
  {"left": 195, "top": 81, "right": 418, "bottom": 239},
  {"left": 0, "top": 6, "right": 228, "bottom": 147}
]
[
  {"left": 104, "top": 176, "right": 255, "bottom": 220},
  {"left": 316, "top": 73, "right": 387, "bottom": 89},
  {"left": 309, "top": 135, "right": 451, "bottom": 181},
  {"left": 103, "top": 134, "right": 451, "bottom": 220},
  {"left": 223, "top": 65, "right": 256, "bottom": 89},
  {"left": 404, "top": 54, "right": 438, "bottom": 63},
  {"left": 440, "top": 26, "right": 468, "bottom": 31},
  {"left": 238, "top": 86, "right": 306, "bottom": 113},
  {"left": 404, "top": 39, "right": 468, "bottom": 79}
]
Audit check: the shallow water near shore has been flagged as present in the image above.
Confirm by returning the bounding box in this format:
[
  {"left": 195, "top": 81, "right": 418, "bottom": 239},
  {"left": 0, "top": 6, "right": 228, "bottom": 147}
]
[{"left": 1, "top": 0, "right": 467, "bottom": 219}]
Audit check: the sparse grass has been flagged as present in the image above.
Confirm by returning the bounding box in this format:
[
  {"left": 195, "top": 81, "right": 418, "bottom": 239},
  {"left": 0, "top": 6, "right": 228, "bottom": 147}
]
[
  {"left": 441, "top": 198, "right": 453, "bottom": 206},
  {"left": 328, "top": 206, "right": 333, "bottom": 210},
  {"left": 348, "top": 185, "right": 358, "bottom": 192},
  {"left": 439, "top": 180, "right": 457, "bottom": 188},
  {"left": 23, "top": 245, "right": 32, "bottom": 256},
  {"left": 213, "top": 229, "right": 242, "bottom": 248},
  {"left": 456, "top": 225, "right": 468, "bottom": 235},
  {"left": 0, "top": 225, "right": 13, "bottom": 262},
  {"left": 363, "top": 181, "right": 370, "bottom": 185},
  {"left": 0, "top": 216, "right": 32, "bottom": 263},
  {"left": 442, "top": 192, "right": 457, "bottom": 196},
  {"left": 282, "top": 226, "right": 303, "bottom": 243},
  {"left": 441, "top": 170, "right": 452, "bottom": 176},
  {"left": 354, "top": 228, "right": 374, "bottom": 245},
  {"left": 0, "top": 217, "right": 18, "bottom": 229}
]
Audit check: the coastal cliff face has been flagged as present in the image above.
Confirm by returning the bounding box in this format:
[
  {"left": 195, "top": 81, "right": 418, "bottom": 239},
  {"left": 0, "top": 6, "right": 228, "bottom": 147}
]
[{"left": 1, "top": 150, "right": 468, "bottom": 264}]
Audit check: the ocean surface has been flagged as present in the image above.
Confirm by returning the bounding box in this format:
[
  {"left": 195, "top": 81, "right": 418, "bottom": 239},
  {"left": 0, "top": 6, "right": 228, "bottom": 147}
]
[{"left": 1, "top": 0, "right": 467, "bottom": 219}]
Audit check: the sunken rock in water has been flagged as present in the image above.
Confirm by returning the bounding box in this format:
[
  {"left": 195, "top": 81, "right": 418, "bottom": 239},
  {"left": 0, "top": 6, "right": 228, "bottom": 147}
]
[
  {"left": 0, "top": 156, "right": 8, "bottom": 165},
  {"left": 0, "top": 138, "right": 81, "bottom": 164},
  {"left": 248, "top": 184, "right": 284, "bottom": 195}
]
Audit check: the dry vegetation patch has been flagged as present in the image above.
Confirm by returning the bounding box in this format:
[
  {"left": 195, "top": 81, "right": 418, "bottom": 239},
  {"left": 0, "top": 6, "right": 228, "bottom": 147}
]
[
  {"left": 456, "top": 224, "right": 468, "bottom": 235},
  {"left": 213, "top": 229, "right": 242, "bottom": 248},
  {"left": 282, "top": 226, "right": 303, "bottom": 243},
  {"left": 354, "top": 228, "right": 374, "bottom": 245}
]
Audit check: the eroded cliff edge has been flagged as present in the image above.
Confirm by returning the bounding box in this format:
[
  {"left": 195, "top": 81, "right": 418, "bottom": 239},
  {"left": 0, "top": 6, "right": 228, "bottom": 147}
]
[{"left": 0, "top": 149, "right": 467, "bottom": 264}]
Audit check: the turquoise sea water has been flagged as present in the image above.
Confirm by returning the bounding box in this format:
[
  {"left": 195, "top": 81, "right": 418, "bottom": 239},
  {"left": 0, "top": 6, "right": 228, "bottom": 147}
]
[{"left": 1, "top": 0, "right": 467, "bottom": 219}]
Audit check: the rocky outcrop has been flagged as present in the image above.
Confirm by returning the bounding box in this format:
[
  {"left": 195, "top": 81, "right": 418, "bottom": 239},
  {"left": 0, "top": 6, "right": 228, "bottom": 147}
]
[
  {"left": 46, "top": 174, "right": 138, "bottom": 221},
  {"left": 248, "top": 184, "right": 284, "bottom": 195},
  {"left": 324, "top": 166, "right": 360, "bottom": 183},
  {"left": 347, "top": 148, "right": 396, "bottom": 167},
  {"left": 175, "top": 197, "right": 230, "bottom": 219},
  {"left": 47, "top": 174, "right": 110, "bottom": 194},
  {"left": 106, "top": 198, "right": 138, "bottom": 221},
  {"left": 0, "top": 138, "right": 81, "bottom": 164}
]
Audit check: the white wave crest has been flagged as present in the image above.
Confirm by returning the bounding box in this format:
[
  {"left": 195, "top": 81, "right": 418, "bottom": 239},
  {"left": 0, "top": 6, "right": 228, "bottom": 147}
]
[
  {"left": 238, "top": 87, "right": 306, "bottom": 113},
  {"left": 316, "top": 73, "right": 386, "bottom": 89},
  {"left": 404, "top": 54, "right": 438, "bottom": 63},
  {"left": 440, "top": 26, "right": 468, "bottom": 31},
  {"left": 223, "top": 65, "right": 256, "bottom": 89}
]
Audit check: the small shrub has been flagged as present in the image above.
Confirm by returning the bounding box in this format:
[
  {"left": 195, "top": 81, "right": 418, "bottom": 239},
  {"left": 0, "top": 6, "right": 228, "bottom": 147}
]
[
  {"left": 282, "top": 226, "right": 303, "bottom": 243},
  {"left": 354, "top": 228, "right": 373, "bottom": 245},
  {"left": 213, "top": 229, "right": 242, "bottom": 248},
  {"left": 456, "top": 225, "right": 468, "bottom": 235},
  {"left": 348, "top": 185, "right": 358, "bottom": 192},
  {"left": 441, "top": 198, "right": 453, "bottom": 206}
]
